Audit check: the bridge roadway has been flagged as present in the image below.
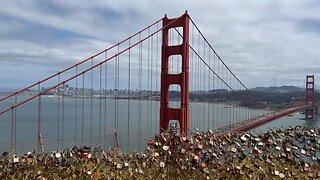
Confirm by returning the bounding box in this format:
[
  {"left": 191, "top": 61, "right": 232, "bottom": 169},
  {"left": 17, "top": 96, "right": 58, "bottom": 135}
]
[{"left": 213, "top": 104, "right": 314, "bottom": 137}]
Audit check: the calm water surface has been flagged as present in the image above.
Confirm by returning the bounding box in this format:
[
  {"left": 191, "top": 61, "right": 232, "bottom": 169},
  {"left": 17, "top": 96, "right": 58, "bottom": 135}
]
[{"left": 0, "top": 96, "right": 318, "bottom": 153}]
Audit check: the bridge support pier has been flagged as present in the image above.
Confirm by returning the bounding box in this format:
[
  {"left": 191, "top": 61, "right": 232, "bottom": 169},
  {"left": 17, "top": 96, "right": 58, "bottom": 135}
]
[
  {"left": 160, "top": 12, "right": 190, "bottom": 136},
  {"left": 305, "top": 108, "right": 315, "bottom": 120}
]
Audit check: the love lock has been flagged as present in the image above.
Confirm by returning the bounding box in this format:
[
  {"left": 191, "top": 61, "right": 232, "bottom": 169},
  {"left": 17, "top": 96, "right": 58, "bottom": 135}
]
[
  {"left": 159, "top": 161, "right": 165, "bottom": 168},
  {"left": 240, "top": 135, "right": 248, "bottom": 142},
  {"left": 257, "top": 142, "right": 264, "bottom": 146},
  {"left": 254, "top": 137, "right": 262, "bottom": 142},
  {"left": 279, "top": 173, "right": 285, "bottom": 178},
  {"left": 197, "top": 144, "right": 203, "bottom": 150},
  {"left": 116, "top": 163, "right": 122, "bottom": 169},
  {"left": 162, "top": 146, "right": 169, "bottom": 151},
  {"left": 230, "top": 147, "right": 237, "bottom": 153},
  {"left": 153, "top": 152, "right": 160, "bottom": 158},
  {"left": 13, "top": 155, "right": 19, "bottom": 163},
  {"left": 181, "top": 148, "right": 186, "bottom": 154},
  {"left": 55, "top": 152, "right": 61, "bottom": 158}
]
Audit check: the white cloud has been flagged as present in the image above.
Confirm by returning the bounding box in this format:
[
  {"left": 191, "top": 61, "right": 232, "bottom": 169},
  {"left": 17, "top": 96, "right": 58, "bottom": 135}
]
[{"left": 0, "top": 0, "right": 320, "bottom": 88}]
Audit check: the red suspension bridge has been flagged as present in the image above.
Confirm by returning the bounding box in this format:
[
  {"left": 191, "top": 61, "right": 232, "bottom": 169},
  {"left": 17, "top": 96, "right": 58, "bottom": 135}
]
[{"left": 0, "top": 12, "right": 317, "bottom": 153}]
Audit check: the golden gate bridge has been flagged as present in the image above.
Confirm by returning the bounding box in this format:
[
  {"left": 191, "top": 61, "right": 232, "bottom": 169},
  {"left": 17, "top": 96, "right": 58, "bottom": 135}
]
[{"left": 0, "top": 12, "right": 317, "bottom": 153}]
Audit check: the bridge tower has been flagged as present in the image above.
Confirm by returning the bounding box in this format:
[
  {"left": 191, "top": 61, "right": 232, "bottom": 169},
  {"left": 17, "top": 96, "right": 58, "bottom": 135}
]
[
  {"left": 305, "top": 75, "right": 315, "bottom": 119},
  {"left": 160, "top": 12, "right": 190, "bottom": 136}
]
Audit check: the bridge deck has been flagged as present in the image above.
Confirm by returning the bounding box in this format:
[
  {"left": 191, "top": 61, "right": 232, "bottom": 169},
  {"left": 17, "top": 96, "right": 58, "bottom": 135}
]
[{"left": 213, "top": 104, "right": 313, "bottom": 137}]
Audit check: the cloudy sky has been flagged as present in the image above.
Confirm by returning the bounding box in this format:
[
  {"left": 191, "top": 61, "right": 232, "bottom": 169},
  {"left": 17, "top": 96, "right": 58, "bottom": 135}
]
[{"left": 0, "top": 0, "right": 320, "bottom": 89}]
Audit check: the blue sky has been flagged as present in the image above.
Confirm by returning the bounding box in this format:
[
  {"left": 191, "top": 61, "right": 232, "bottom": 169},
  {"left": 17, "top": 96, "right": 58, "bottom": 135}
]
[{"left": 0, "top": 0, "right": 320, "bottom": 89}]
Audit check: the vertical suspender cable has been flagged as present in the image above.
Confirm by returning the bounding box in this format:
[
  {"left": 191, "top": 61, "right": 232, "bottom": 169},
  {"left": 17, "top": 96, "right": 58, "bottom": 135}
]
[
  {"left": 212, "top": 54, "right": 215, "bottom": 129},
  {"left": 37, "top": 83, "right": 41, "bottom": 152},
  {"left": 127, "top": 39, "right": 131, "bottom": 151},
  {"left": 99, "top": 64, "right": 102, "bottom": 145},
  {"left": 208, "top": 47, "right": 211, "bottom": 129},
  {"left": 220, "top": 63, "right": 223, "bottom": 127},
  {"left": 231, "top": 71, "right": 233, "bottom": 125},
  {"left": 11, "top": 108, "right": 14, "bottom": 154},
  {"left": 81, "top": 74, "right": 85, "bottom": 145},
  {"left": 104, "top": 52, "right": 108, "bottom": 148},
  {"left": 238, "top": 82, "right": 240, "bottom": 122},
  {"left": 232, "top": 71, "right": 235, "bottom": 125},
  {"left": 235, "top": 78, "right": 238, "bottom": 123},
  {"left": 14, "top": 95, "right": 17, "bottom": 153},
  {"left": 217, "top": 52, "right": 220, "bottom": 128},
  {"left": 236, "top": 82, "right": 238, "bottom": 122},
  {"left": 147, "top": 27, "right": 150, "bottom": 138},
  {"left": 222, "top": 66, "right": 225, "bottom": 127},
  {"left": 155, "top": 23, "right": 159, "bottom": 134},
  {"left": 229, "top": 71, "right": 232, "bottom": 126},
  {"left": 150, "top": 33, "right": 154, "bottom": 135},
  {"left": 57, "top": 74, "right": 60, "bottom": 149},
  {"left": 114, "top": 52, "right": 117, "bottom": 147},
  {"left": 138, "top": 33, "right": 142, "bottom": 150},
  {"left": 191, "top": 24, "right": 195, "bottom": 125},
  {"left": 203, "top": 38, "right": 206, "bottom": 130},
  {"left": 90, "top": 58, "right": 93, "bottom": 147},
  {"left": 113, "top": 45, "right": 120, "bottom": 148},
  {"left": 225, "top": 62, "right": 228, "bottom": 126},
  {"left": 61, "top": 82, "right": 65, "bottom": 149},
  {"left": 247, "top": 85, "right": 250, "bottom": 120},
  {"left": 226, "top": 63, "right": 232, "bottom": 125},
  {"left": 117, "top": 45, "right": 120, "bottom": 133},
  {"left": 227, "top": 70, "right": 230, "bottom": 126},
  {"left": 196, "top": 32, "right": 200, "bottom": 129},
  {"left": 75, "top": 66, "right": 78, "bottom": 146},
  {"left": 224, "top": 59, "right": 226, "bottom": 126}
]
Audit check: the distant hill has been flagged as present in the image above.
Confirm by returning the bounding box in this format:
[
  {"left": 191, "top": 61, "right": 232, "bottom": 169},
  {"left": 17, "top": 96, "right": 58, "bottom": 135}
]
[{"left": 250, "top": 86, "right": 304, "bottom": 93}]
